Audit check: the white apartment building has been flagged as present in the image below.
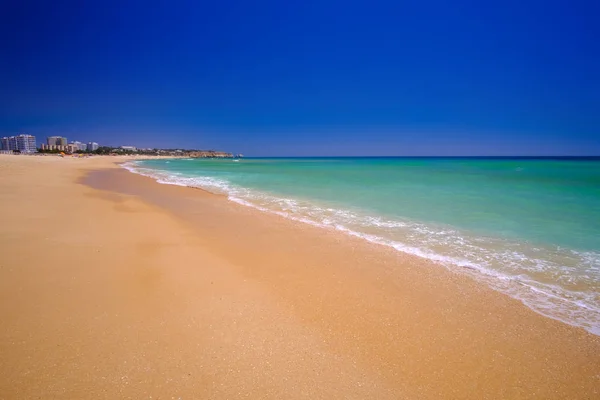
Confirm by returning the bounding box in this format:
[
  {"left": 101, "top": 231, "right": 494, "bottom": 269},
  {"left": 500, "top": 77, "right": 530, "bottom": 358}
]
[
  {"left": 1, "top": 134, "right": 37, "bottom": 152},
  {"left": 69, "top": 141, "right": 86, "bottom": 151}
]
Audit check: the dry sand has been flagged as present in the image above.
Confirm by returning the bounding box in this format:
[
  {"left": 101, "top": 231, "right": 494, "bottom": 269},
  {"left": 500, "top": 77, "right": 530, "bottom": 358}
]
[{"left": 1, "top": 154, "right": 599, "bottom": 399}]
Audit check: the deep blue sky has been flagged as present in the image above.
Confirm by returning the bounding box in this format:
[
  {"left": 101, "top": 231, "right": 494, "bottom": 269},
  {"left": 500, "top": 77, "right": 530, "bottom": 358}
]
[{"left": 1, "top": 0, "right": 598, "bottom": 155}]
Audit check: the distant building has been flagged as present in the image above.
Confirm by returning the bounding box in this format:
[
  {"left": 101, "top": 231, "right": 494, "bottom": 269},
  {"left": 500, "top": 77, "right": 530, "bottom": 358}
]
[
  {"left": 40, "top": 144, "right": 68, "bottom": 152},
  {"left": 0, "top": 137, "right": 10, "bottom": 151},
  {"left": 69, "top": 141, "right": 85, "bottom": 151},
  {"left": 1, "top": 134, "right": 36, "bottom": 152},
  {"left": 47, "top": 136, "right": 68, "bottom": 146},
  {"left": 87, "top": 142, "right": 99, "bottom": 151},
  {"left": 16, "top": 135, "right": 37, "bottom": 152},
  {"left": 120, "top": 146, "right": 137, "bottom": 151}
]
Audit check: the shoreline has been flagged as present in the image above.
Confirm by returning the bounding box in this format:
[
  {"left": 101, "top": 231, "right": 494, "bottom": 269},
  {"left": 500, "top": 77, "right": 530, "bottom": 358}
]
[
  {"left": 122, "top": 158, "right": 600, "bottom": 336},
  {"left": 2, "top": 154, "right": 600, "bottom": 398}
]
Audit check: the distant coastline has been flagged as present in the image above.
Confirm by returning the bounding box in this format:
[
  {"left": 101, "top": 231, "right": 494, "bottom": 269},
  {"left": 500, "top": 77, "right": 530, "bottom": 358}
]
[
  {"left": 38, "top": 146, "right": 237, "bottom": 158},
  {"left": 240, "top": 155, "right": 600, "bottom": 160}
]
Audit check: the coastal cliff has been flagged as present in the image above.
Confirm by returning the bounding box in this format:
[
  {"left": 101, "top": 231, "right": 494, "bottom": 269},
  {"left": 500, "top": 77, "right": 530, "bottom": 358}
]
[{"left": 188, "top": 150, "right": 233, "bottom": 158}]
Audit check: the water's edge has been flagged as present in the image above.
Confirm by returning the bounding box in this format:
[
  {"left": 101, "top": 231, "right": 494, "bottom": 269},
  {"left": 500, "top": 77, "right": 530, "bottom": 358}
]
[{"left": 121, "top": 161, "right": 600, "bottom": 336}]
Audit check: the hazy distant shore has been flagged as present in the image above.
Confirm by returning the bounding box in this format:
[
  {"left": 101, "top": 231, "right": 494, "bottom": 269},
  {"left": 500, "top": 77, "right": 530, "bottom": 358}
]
[{"left": 1, "top": 154, "right": 599, "bottom": 399}]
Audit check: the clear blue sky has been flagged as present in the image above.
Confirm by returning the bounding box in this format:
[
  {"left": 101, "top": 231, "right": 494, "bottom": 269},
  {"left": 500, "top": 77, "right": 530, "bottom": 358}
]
[{"left": 1, "top": 0, "right": 598, "bottom": 155}]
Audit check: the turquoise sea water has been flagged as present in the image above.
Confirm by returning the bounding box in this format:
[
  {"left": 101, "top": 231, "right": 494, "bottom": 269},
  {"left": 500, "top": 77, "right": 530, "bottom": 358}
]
[{"left": 125, "top": 157, "right": 600, "bottom": 334}]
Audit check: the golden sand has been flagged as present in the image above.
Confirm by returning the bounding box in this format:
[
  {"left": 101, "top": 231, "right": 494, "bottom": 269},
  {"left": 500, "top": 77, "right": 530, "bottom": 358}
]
[{"left": 1, "top": 154, "right": 599, "bottom": 399}]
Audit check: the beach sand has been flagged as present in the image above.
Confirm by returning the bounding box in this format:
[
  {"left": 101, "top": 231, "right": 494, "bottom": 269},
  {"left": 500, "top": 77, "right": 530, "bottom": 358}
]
[{"left": 1, "top": 154, "right": 599, "bottom": 399}]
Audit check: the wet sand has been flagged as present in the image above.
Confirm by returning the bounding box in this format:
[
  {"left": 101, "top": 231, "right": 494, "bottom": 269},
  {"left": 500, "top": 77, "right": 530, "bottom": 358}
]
[{"left": 1, "top": 154, "right": 599, "bottom": 399}]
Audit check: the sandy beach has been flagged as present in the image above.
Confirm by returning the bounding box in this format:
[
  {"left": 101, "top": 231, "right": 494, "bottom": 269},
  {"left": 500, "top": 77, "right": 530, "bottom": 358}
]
[{"left": 1, "top": 154, "right": 599, "bottom": 399}]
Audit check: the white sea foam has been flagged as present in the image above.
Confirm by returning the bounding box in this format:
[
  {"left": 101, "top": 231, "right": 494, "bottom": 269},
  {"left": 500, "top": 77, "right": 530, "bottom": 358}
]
[{"left": 122, "top": 161, "right": 600, "bottom": 335}]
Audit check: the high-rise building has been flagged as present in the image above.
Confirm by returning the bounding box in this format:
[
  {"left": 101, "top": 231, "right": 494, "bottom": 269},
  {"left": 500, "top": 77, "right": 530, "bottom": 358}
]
[
  {"left": 1, "top": 134, "right": 36, "bottom": 152},
  {"left": 87, "top": 142, "right": 99, "bottom": 151},
  {"left": 0, "top": 137, "right": 10, "bottom": 150},
  {"left": 15, "top": 134, "right": 37, "bottom": 152},
  {"left": 69, "top": 141, "right": 85, "bottom": 151},
  {"left": 47, "top": 136, "right": 68, "bottom": 146}
]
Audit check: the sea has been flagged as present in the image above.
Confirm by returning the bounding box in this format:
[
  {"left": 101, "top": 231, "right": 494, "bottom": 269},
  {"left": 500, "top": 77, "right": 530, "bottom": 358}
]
[{"left": 123, "top": 157, "right": 600, "bottom": 335}]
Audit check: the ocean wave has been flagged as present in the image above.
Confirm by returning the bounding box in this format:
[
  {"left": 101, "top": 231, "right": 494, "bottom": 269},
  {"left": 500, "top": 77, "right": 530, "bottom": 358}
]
[{"left": 122, "top": 161, "right": 600, "bottom": 335}]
